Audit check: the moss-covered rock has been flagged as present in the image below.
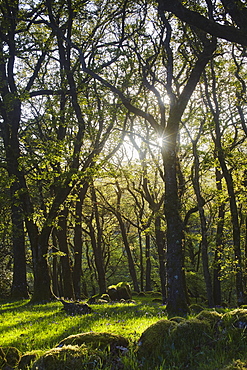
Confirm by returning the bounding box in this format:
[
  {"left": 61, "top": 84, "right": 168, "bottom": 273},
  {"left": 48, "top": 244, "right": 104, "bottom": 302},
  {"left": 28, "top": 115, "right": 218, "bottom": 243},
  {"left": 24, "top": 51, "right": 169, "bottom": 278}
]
[
  {"left": 151, "top": 298, "right": 163, "bottom": 303},
  {"left": 137, "top": 319, "right": 177, "bottom": 359},
  {"left": 59, "top": 299, "right": 92, "bottom": 315},
  {"left": 0, "top": 347, "right": 6, "bottom": 368},
  {"left": 100, "top": 294, "right": 110, "bottom": 302},
  {"left": 57, "top": 332, "right": 129, "bottom": 351},
  {"left": 107, "top": 282, "right": 131, "bottom": 301},
  {"left": 31, "top": 345, "right": 102, "bottom": 370},
  {"left": 0, "top": 347, "right": 21, "bottom": 368},
  {"left": 222, "top": 309, "right": 247, "bottom": 329},
  {"left": 137, "top": 292, "right": 146, "bottom": 297},
  {"left": 19, "top": 351, "right": 42, "bottom": 369},
  {"left": 169, "top": 316, "right": 186, "bottom": 323},
  {"left": 171, "top": 318, "right": 212, "bottom": 350},
  {"left": 196, "top": 309, "right": 222, "bottom": 328}
]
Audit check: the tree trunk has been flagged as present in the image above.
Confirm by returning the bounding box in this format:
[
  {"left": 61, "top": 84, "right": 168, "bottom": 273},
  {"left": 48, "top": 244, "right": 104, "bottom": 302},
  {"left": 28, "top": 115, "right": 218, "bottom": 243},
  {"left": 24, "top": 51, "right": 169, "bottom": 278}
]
[
  {"left": 162, "top": 134, "right": 189, "bottom": 316},
  {"left": 218, "top": 152, "right": 244, "bottom": 305},
  {"left": 89, "top": 185, "right": 107, "bottom": 294},
  {"left": 139, "top": 231, "right": 144, "bottom": 291},
  {"left": 204, "top": 60, "right": 245, "bottom": 306},
  {"left": 116, "top": 212, "right": 140, "bottom": 292},
  {"left": 73, "top": 198, "right": 83, "bottom": 299},
  {"left": 30, "top": 224, "right": 54, "bottom": 302},
  {"left": 145, "top": 234, "right": 152, "bottom": 291},
  {"left": 3, "top": 111, "right": 29, "bottom": 299},
  {"left": 73, "top": 184, "right": 88, "bottom": 298},
  {"left": 155, "top": 216, "right": 167, "bottom": 303},
  {"left": 213, "top": 168, "right": 225, "bottom": 306},
  {"left": 192, "top": 140, "right": 214, "bottom": 307},
  {"left": 56, "top": 208, "right": 75, "bottom": 300},
  {"left": 10, "top": 201, "right": 29, "bottom": 299}
]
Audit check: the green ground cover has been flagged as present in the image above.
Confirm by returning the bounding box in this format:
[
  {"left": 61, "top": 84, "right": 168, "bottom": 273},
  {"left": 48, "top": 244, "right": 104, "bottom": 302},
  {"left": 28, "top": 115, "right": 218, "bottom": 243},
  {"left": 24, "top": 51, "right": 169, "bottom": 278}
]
[
  {"left": 1, "top": 296, "right": 247, "bottom": 369},
  {"left": 0, "top": 297, "right": 164, "bottom": 352}
]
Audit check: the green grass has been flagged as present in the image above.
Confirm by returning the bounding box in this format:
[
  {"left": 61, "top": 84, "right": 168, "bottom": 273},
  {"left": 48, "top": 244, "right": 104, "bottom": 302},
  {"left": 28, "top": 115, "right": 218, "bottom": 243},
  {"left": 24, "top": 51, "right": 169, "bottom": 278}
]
[
  {"left": 0, "top": 297, "right": 165, "bottom": 352},
  {"left": 2, "top": 298, "right": 247, "bottom": 369}
]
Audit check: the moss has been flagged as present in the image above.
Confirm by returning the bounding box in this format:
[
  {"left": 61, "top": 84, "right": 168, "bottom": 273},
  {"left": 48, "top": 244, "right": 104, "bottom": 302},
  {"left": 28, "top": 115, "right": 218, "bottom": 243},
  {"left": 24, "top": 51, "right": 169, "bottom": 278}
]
[
  {"left": 31, "top": 344, "right": 102, "bottom": 370},
  {"left": 100, "top": 294, "right": 110, "bottom": 302},
  {"left": 137, "top": 292, "right": 146, "bottom": 297},
  {"left": 169, "top": 316, "right": 186, "bottom": 323},
  {"left": 169, "top": 318, "right": 214, "bottom": 367},
  {"left": 219, "top": 309, "right": 247, "bottom": 346},
  {"left": 137, "top": 319, "right": 177, "bottom": 359},
  {"left": 151, "top": 298, "right": 163, "bottom": 303},
  {"left": 19, "top": 351, "right": 43, "bottom": 369},
  {"left": 117, "top": 282, "right": 131, "bottom": 300},
  {"left": 222, "top": 309, "right": 247, "bottom": 329},
  {"left": 0, "top": 347, "right": 6, "bottom": 368},
  {"left": 196, "top": 310, "right": 222, "bottom": 328},
  {"left": 57, "top": 332, "right": 129, "bottom": 350},
  {"left": 171, "top": 318, "right": 212, "bottom": 350},
  {"left": 189, "top": 303, "right": 205, "bottom": 314},
  {"left": 0, "top": 346, "right": 21, "bottom": 368},
  {"left": 107, "top": 282, "right": 132, "bottom": 301}
]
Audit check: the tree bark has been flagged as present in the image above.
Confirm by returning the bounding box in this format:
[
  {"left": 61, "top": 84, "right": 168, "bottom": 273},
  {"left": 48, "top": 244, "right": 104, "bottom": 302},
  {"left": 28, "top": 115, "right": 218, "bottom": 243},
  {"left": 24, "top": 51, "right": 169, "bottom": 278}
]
[
  {"left": 138, "top": 231, "right": 144, "bottom": 291},
  {"left": 191, "top": 140, "right": 214, "bottom": 307},
  {"left": 213, "top": 168, "right": 225, "bottom": 306},
  {"left": 157, "top": 0, "right": 247, "bottom": 47},
  {"left": 89, "top": 184, "right": 107, "bottom": 294},
  {"left": 56, "top": 208, "right": 75, "bottom": 300},
  {"left": 73, "top": 183, "right": 89, "bottom": 299},
  {"left": 217, "top": 150, "right": 245, "bottom": 305},
  {"left": 145, "top": 234, "right": 152, "bottom": 291},
  {"left": 155, "top": 216, "right": 167, "bottom": 303},
  {"left": 204, "top": 62, "right": 246, "bottom": 306},
  {"left": 116, "top": 212, "right": 140, "bottom": 292},
  {"left": 162, "top": 139, "right": 188, "bottom": 316}
]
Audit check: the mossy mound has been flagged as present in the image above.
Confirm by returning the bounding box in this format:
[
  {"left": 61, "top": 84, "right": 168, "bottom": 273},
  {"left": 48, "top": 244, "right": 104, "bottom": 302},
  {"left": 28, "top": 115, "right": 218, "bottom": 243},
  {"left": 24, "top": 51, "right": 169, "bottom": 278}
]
[
  {"left": 171, "top": 318, "right": 212, "bottom": 350},
  {"left": 137, "top": 292, "right": 146, "bottom": 297},
  {"left": 137, "top": 317, "right": 215, "bottom": 367},
  {"left": 100, "top": 294, "right": 111, "bottom": 302},
  {"left": 169, "top": 316, "right": 186, "bottom": 323},
  {"left": 196, "top": 309, "right": 222, "bottom": 328},
  {"left": 0, "top": 346, "right": 21, "bottom": 368},
  {"left": 137, "top": 319, "right": 177, "bottom": 359},
  {"left": 57, "top": 332, "right": 129, "bottom": 351},
  {"left": 151, "top": 298, "right": 163, "bottom": 303},
  {"left": 107, "top": 282, "right": 131, "bottom": 301},
  {"left": 31, "top": 344, "right": 102, "bottom": 370},
  {"left": 222, "top": 309, "right": 247, "bottom": 329},
  {"left": 19, "top": 351, "right": 42, "bottom": 370}
]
